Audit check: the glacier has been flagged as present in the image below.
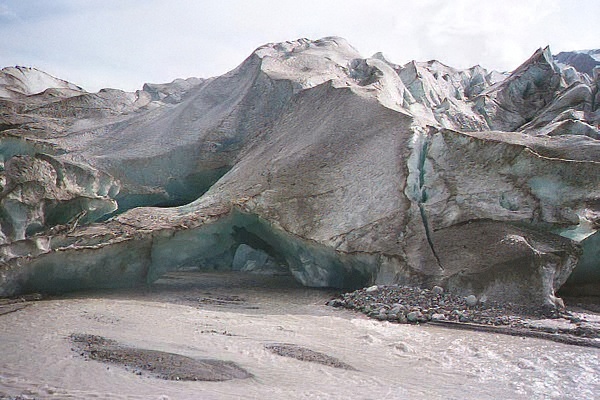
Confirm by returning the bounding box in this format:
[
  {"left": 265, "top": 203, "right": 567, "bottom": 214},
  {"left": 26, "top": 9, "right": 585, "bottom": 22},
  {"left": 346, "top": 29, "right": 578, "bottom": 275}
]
[{"left": 0, "top": 37, "right": 598, "bottom": 307}]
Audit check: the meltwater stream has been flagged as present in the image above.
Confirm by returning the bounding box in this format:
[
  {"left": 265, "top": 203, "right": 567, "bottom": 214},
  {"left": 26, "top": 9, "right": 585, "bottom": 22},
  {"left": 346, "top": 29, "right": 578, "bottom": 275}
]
[{"left": 1, "top": 271, "right": 598, "bottom": 400}]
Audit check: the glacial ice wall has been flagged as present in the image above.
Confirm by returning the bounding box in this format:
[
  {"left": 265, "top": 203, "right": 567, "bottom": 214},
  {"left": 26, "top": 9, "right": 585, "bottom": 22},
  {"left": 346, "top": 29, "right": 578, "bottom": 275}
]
[
  {"left": 0, "top": 209, "right": 377, "bottom": 296},
  {"left": 0, "top": 138, "right": 119, "bottom": 244},
  {"left": 0, "top": 37, "right": 598, "bottom": 305}
]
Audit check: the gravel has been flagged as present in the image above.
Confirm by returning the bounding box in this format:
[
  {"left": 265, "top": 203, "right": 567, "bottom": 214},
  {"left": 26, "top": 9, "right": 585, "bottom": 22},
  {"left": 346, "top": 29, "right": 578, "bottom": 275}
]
[
  {"left": 327, "top": 285, "right": 600, "bottom": 347},
  {"left": 70, "top": 333, "right": 252, "bottom": 381},
  {"left": 265, "top": 343, "right": 356, "bottom": 370},
  {"left": 328, "top": 285, "right": 551, "bottom": 326}
]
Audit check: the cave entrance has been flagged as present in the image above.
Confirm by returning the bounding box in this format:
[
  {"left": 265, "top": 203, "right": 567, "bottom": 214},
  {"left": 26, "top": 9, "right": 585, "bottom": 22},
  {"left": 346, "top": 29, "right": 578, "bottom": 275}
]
[
  {"left": 145, "top": 210, "right": 372, "bottom": 295},
  {"left": 13, "top": 210, "right": 371, "bottom": 298},
  {"left": 556, "top": 230, "right": 600, "bottom": 311},
  {"left": 229, "top": 226, "right": 289, "bottom": 275}
]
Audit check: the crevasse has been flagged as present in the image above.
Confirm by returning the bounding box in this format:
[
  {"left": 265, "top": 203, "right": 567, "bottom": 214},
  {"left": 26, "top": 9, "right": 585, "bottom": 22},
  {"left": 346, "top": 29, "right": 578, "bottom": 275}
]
[{"left": 406, "top": 125, "right": 443, "bottom": 270}]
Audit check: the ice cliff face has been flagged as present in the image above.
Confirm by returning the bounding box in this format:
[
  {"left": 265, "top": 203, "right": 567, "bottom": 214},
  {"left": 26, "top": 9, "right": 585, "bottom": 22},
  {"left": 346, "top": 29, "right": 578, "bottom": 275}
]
[
  {"left": 554, "top": 49, "right": 600, "bottom": 77},
  {"left": 0, "top": 37, "right": 598, "bottom": 306}
]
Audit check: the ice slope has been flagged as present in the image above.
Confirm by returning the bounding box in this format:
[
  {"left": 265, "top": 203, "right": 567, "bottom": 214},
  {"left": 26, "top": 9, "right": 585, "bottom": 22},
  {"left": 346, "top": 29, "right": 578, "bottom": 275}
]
[
  {"left": 48, "top": 52, "right": 296, "bottom": 208},
  {"left": 0, "top": 66, "right": 84, "bottom": 99},
  {"left": 0, "top": 37, "right": 598, "bottom": 304}
]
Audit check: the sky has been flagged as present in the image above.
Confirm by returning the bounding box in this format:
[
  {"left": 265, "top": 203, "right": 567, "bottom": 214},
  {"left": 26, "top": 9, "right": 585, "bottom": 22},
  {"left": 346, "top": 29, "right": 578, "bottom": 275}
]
[{"left": 0, "top": 0, "right": 598, "bottom": 92}]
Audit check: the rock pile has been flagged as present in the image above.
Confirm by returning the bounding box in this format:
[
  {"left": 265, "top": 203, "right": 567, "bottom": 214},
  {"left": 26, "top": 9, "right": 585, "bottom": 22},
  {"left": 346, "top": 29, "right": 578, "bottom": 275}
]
[{"left": 328, "top": 285, "right": 555, "bottom": 326}]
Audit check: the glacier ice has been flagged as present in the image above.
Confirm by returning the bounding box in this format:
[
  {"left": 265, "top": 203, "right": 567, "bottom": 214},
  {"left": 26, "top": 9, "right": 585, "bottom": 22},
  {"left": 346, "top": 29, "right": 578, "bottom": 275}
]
[
  {"left": 0, "top": 66, "right": 84, "bottom": 98},
  {"left": 0, "top": 152, "right": 119, "bottom": 243},
  {"left": 0, "top": 209, "right": 376, "bottom": 296},
  {"left": 0, "top": 37, "right": 599, "bottom": 305}
]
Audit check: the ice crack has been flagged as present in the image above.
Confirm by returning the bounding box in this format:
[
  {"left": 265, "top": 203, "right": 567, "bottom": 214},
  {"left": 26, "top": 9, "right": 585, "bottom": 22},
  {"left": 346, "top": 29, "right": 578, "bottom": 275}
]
[{"left": 407, "top": 126, "right": 444, "bottom": 270}]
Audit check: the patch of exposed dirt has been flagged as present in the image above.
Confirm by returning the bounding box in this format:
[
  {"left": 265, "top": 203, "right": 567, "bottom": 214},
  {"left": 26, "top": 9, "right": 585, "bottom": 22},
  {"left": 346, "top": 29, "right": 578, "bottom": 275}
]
[
  {"left": 70, "top": 333, "right": 252, "bottom": 381},
  {"left": 265, "top": 343, "right": 356, "bottom": 370}
]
